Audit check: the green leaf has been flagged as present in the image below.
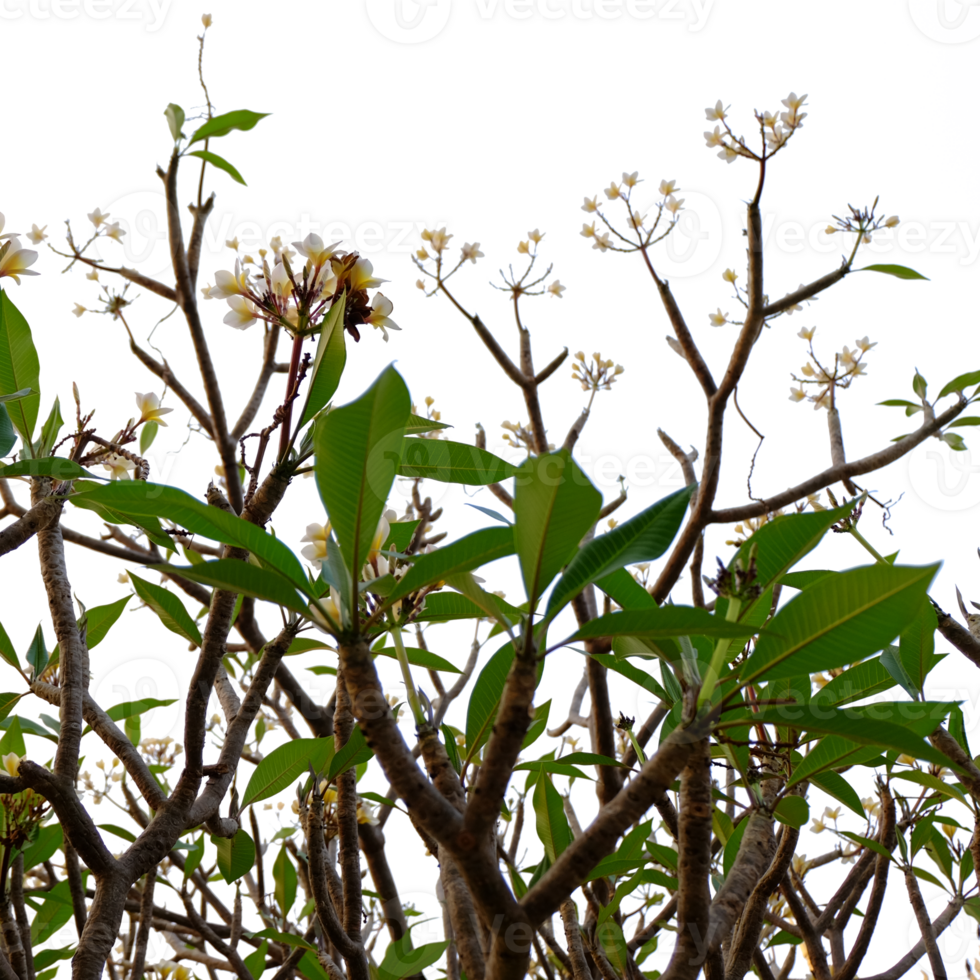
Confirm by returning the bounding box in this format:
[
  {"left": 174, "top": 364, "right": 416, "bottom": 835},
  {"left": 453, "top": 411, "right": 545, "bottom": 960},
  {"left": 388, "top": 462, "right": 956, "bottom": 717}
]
[
  {"left": 590, "top": 652, "right": 669, "bottom": 706},
  {"left": 858, "top": 263, "right": 929, "bottom": 280},
  {"left": 398, "top": 437, "right": 516, "bottom": 485},
  {"left": 378, "top": 934, "right": 450, "bottom": 980},
  {"left": 899, "top": 601, "right": 937, "bottom": 694},
  {"left": 139, "top": 420, "right": 158, "bottom": 455},
  {"left": 414, "top": 592, "right": 491, "bottom": 623},
  {"left": 315, "top": 366, "right": 410, "bottom": 584},
  {"left": 298, "top": 294, "right": 347, "bottom": 429},
  {"left": 943, "top": 431, "right": 967, "bottom": 451},
  {"left": 30, "top": 880, "right": 77, "bottom": 945},
  {"left": 596, "top": 567, "right": 658, "bottom": 609},
  {"left": 723, "top": 815, "right": 749, "bottom": 877},
  {"left": 0, "top": 693, "right": 21, "bottom": 724},
  {"left": 97, "top": 824, "right": 137, "bottom": 843},
  {"left": 774, "top": 796, "right": 809, "bottom": 828},
  {"left": 533, "top": 771, "right": 573, "bottom": 864},
  {"left": 0, "top": 716, "right": 25, "bottom": 756},
  {"left": 809, "top": 769, "right": 865, "bottom": 817},
  {"left": 182, "top": 834, "right": 204, "bottom": 879},
  {"left": 26, "top": 624, "right": 47, "bottom": 679},
  {"left": 251, "top": 928, "right": 316, "bottom": 950},
  {"left": 813, "top": 655, "right": 899, "bottom": 707},
  {"left": 0, "top": 387, "right": 30, "bottom": 405},
  {"left": 597, "top": 918, "right": 631, "bottom": 979},
  {"left": 546, "top": 485, "right": 693, "bottom": 620},
  {"left": 893, "top": 770, "right": 969, "bottom": 808},
  {"left": 212, "top": 828, "right": 255, "bottom": 883},
  {"left": 241, "top": 738, "right": 335, "bottom": 808},
  {"left": 789, "top": 735, "right": 893, "bottom": 786},
  {"left": 0, "top": 290, "right": 40, "bottom": 445},
  {"left": 164, "top": 102, "right": 185, "bottom": 140},
  {"left": 740, "top": 563, "right": 940, "bottom": 684},
  {"left": 151, "top": 560, "right": 308, "bottom": 613},
  {"left": 74, "top": 481, "right": 309, "bottom": 589},
  {"left": 939, "top": 370, "right": 980, "bottom": 399},
  {"left": 405, "top": 413, "right": 451, "bottom": 434},
  {"left": 913, "top": 371, "right": 928, "bottom": 400},
  {"left": 743, "top": 702, "right": 956, "bottom": 770},
  {"left": 949, "top": 417, "right": 980, "bottom": 428},
  {"left": 102, "top": 698, "right": 176, "bottom": 727},
  {"left": 189, "top": 109, "right": 270, "bottom": 144},
  {"left": 0, "top": 457, "right": 97, "bottom": 481},
  {"left": 31, "top": 947, "right": 74, "bottom": 972},
  {"left": 129, "top": 573, "right": 202, "bottom": 645},
  {"left": 36, "top": 397, "right": 63, "bottom": 458},
  {"left": 273, "top": 844, "right": 297, "bottom": 917},
  {"left": 840, "top": 831, "right": 894, "bottom": 862},
  {"left": 20, "top": 824, "right": 62, "bottom": 873},
  {"left": 186, "top": 149, "right": 247, "bottom": 185},
  {"left": 0, "top": 620, "right": 19, "bottom": 670},
  {"left": 373, "top": 646, "right": 461, "bottom": 674},
  {"left": 84, "top": 595, "right": 132, "bottom": 649},
  {"left": 386, "top": 526, "right": 515, "bottom": 607},
  {"left": 514, "top": 450, "right": 602, "bottom": 607},
  {"left": 243, "top": 940, "right": 268, "bottom": 979},
  {"left": 327, "top": 725, "right": 373, "bottom": 780},
  {"left": 572, "top": 607, "right": 755, "bottom": 642},
  {"left": 0, "top": 404, "right": 15, "bottom": 457},
  {"left": 465, "top": 640, "right": 515, "bottom": 759}
]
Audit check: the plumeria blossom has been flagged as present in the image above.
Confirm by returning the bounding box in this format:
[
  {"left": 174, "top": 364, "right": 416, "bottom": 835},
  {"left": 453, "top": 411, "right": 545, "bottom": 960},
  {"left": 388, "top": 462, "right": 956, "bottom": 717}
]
[
  {"left": 528, "top": 228, "right": 544, "bottom": 244},
  {"left": 356, "top": 801, "right": 379, "bottom": 825},
  {"left": 72, "top": 304, "right": 86, "bottom": 317},
  {"left": 604, "top": 182, "right": 621, "bottom": 200},
  {"left": 104, "top": 222, "right": 126, "bottom": 242},
  {"left": 87, "top": 208, "right": 109, "bottom": 228},
  {"left": 136, "top": 392, "right": 173, "bottom": 427},
  {"left": 786, "top": 323, "right": 881, "bottom": 412},
  {"left": 581, "top": 196, "right": 598, "bottom": 213},
  {"left": 0, "top": 211, "right": 41, "bottom": 286},
  {"left": 665, "top": 195, "right": 685, "bottom": 215},
  {"left": 568, "top": 350, "right": 627, "bottom": 394},
  {"left": 2, "top": 753, "right": 19, "bottom": 777},
  {"left": 102, "top": 454, "right": 135, "bottom": 480},
  {"left": 548, "top": 280, "right": 566, "bottom": 298},
  {"left": 592, "top": 232, "right": 612, "bottom": 252},
  {"left": 659, "top": 179, "right": 678, "bottom": 196},
  {"left": 580, "top": 222, "right": 596, "bottom": 239},
  {"left": 300, "top": 522, "right": 330, "bottom": 566},
  {"left": 517, "top": 241, "right": 530, "bottom": 255},
  {"left": 364, "top": 510, "right": 396, "bottom": 581},
  {"left": 722, "top": 268, "right": 737, "bottom": 283},
  {"left": 86, "top": 269, "right": 99, "bottom": 281},
  {"left": 704, "top": 126, "right": 725, "bottom": 148},
  {"left": 421, "top": 227, "right": 453, "bottom": 254},
  {"left": 26, "top": 224, "right": 47, "bottom": 245},
  {"left": 308, "top": 589, "right": 343, "bottom": 633},
  {"left": 705, "top": 100, "right": 727, "bottom": 121},
  {"left": 460, "top": 242, "right": 484, "bottom": 264},
  {"left": 201, "top": 232, "right": 402, "bottom": 343},
  {"left": 622, "top": 171, "right": 639, "bottom": 188},
  {"left": 708, "top": 308, "right": 728, "bottom": 327}
]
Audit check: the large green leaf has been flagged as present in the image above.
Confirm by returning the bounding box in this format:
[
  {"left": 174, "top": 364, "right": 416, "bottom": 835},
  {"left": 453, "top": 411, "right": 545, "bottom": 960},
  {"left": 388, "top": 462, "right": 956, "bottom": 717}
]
[
  {"left": 74, "top": 481, "right": 309, "bottom": 589},
  {"left": 240, "top": 738, "right": 335, "bottom": 808},
  {"left": 314, "top": 366, "right": 410, "bottom": 586},
  {"left": 83, "top": 595, "right": 132, "bottom": 649},
  {"left": 590, "top": 652, "right": 670, "bottom": 705},
  {"left": 0, "top": 457, "right": 97, "bottom": 481},
  {"left": 298, "top": 294, "right": 346, "bottom": 429},
  {"left": 373, "top": 646, "right": 461, "bottom": 674},
  {"left": 744, "top": 701, "right": 957, "bottom": 770},
  {"left": 0, "top": 290, "right": 39, "bottom": 444},
  {"left": 0, "top": 404, "right": 15, "bottom": 457},
  {"left": 939, "top": 370, "right": 980, "bottom": 399},
  {"left": 398, "top": 438, "right": 515, "bottom": 485},
  {"left": 465, "top": 640, "right": 515, "bottom": 759},
  {"left": 533, "top": 771, "right": 574, "bottom": 864},
  {"left": 212, "top": 828, "right": 255, "bottom": 883},
  {"left": 327, "top": 725, "right": 373, "bottom": 779},
  {"left": 150, "top": 560, "right": 309, "bottom": 613},
  {"left": 414, "top": 590, "right": 522, "bottom": 625},
  {"left": 788, "top": 735, "right": 885, "bottom": 786},
  {"left": 129, "top": 573, "right": 202, "bottom": 645},
  {"left": 595, "top": 567, "right": 658, "bottom": 609},
  {"left": 899, "top": 600, "right": 938, "bottom": 695},
  {"left": 0, "top": 620, "right": 18, "bottom": 670},
  {"left": 809, "top": 769, "right": 866, "bottom": 817},
  {"left": 35, "top": 397, "right": 63, "bottom": 458},
  {"left": 378, "top": 934, "right": 450, "bottom": 980},
  {"left": 385, "top": 526, "right": 514, "bottom": 606},
  {"left": 30, "top": 880, "right": 76, "bottom": 946},
  {"left": 186, "top": 149, "right": 246, "bottom": 185},
  {"left": 858, "top": 263, "right": 928, "bottom": 280},
  {"left": 273, "top": 844, "right": 297, "bottom": 917},
  {"left": 513, "top": 450, "right": 601, "bottom": 606},
  {"left": 571, "top": 607, "right": 755, "bottom": 642},
  {"left": 189, "top": 109, "right": 270, "bottom": 144},
  {"left": 740, "top": 563, "right": 940, "bottom": 685},
  {"left": 546, "top": 485, "right": 693, "bottom": 620},
  {"left": 812, "top": 656, "right": 898, "bottom": 707}
]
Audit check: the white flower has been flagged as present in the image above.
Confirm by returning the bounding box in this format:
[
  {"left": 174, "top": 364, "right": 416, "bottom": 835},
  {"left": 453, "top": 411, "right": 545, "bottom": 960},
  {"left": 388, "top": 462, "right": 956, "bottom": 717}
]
[
  {"left": 223, "top": 295, "right": 258, "bottom": 330},
  {"left": 548, "top": 280, "right": 566, "bottom": 298},
  {"left": 708, "top": 308, "right": 727, "bottom": 327},
  {"left": 136, "top": 392, "right": 174, "bottom": 427},
  {"left": 300, "top": 522, "right": 329, "bottom": 566},
  {"left": 346, "top": 257, "right": 386, "bottom": 291},
  {"left": 665, "top": 195, "right": 684, "bottom": 215},
  {"left": 104, "top": 222, "right": 126, "bottom": 242},
  {"left": 292, "top": 234, "right": 341, "bottom": 267},
  {"left": 72, "top": 304, "right": 86, "bottom": 318},
  {"left": 26, "top": 224, "right": 47, "bottom": 245},
  {"left": 102, "top": 453, "right": 135, "bottom": 481},
  {"left": 421, "top": 227, "right": 453, "bottom": 255},
  {"left": 592, "top": 232, "right": 612, "bottom": 252},
  {"left": 705, "top": 99, "right": 727, "bottom": 121},
  {"left": 460, "top": 242, "right": 484, "bottom": 264},
  {"left": 87, "top": 208, "right": 109, "bottom": 228},
  {"left": 270, "top": 262, "right": 292, "bottom": 298},
  {"left": 658, "top": 179, "right": 678, "bottom": 196},
  {"left": 581, "top": 196, "right": 598, "bottom": 213},
  {"left": 2, "top": 753, "right": 20, "bottom": 778},
  {"left": 0, "top": 238, "right": 39, "bottom": 284},
  {"left": 208, "top": 260, "right": 250, "bottom": 299},
  {"left": 366, "top": 293, "right": 401, "bottom": 342}
]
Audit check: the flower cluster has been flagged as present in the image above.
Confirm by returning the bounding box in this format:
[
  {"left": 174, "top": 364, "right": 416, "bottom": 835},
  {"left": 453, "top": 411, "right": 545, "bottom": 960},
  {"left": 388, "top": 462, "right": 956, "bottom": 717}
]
[
  {"left": 789, "top": 328, "right": 876, "bottom": 410},
  {"left": 501, "top": 420, "right": 539, "bottom": 455},
  {"left": 203, "top": 233, "right": 399, "bottom": 343},
  {"left": 704, "top": 92, "right": 807, "bottom": 164},
  {"left": 579, "top": 175, "right": 682, "bottom": 254},
  {"left": 571, "top": 351, "right": 624, "bottom": 392}
]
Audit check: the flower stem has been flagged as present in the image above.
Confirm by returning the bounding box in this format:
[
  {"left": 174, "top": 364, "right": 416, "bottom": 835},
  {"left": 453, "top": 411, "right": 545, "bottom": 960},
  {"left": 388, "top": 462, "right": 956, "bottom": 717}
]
[
  {"left": 277, "top": 332, "right": 304, "bottom": 462},
  {"left": 391, "top": 625, "right": 425, "bottom": 728}
]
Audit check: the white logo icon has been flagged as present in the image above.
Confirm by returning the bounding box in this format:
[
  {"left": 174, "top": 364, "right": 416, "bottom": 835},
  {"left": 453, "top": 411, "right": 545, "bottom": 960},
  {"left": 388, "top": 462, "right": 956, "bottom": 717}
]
[
  {"left": 908, "top": 0, "right": 980, "bottom": 43},
  {"left": 643, "top": 191, "right": 721, "bottom": 276},
  {"left": 909, "top": 895, "right": 980, "bottom": 977},
  {"left": 95, "top": 191, "right": 170, "bottom": 276},
  {"left": 909, "top": 426, "right": 980, "bottom": 510},
  {"left": 95, "top": 657, "right": 180, "bottom": 738},
  {"left": 365, "top": 0, "right": 452, "bottom": 43}
]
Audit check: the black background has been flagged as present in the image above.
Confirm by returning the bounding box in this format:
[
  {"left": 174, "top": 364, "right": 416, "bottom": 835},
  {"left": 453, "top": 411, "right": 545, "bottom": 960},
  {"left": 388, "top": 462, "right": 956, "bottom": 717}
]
[{"left": 0, "top": 0, "right": 980, "bottom": 964}]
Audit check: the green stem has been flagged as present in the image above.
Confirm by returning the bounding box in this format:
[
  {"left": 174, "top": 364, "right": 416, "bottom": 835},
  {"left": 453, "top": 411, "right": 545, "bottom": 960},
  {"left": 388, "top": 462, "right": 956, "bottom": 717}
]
[
  {"left": 848, "top": 525, "right": 887, "bottom": 565},
  {"left": 626, "top": 729, "right": 646, "bottom": 766},
  {"left": 697, "top": 596, "right": 741, "bottom": 706},
  {"left": 391, "top": 625, "right": 425, "bottom": 728}
]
